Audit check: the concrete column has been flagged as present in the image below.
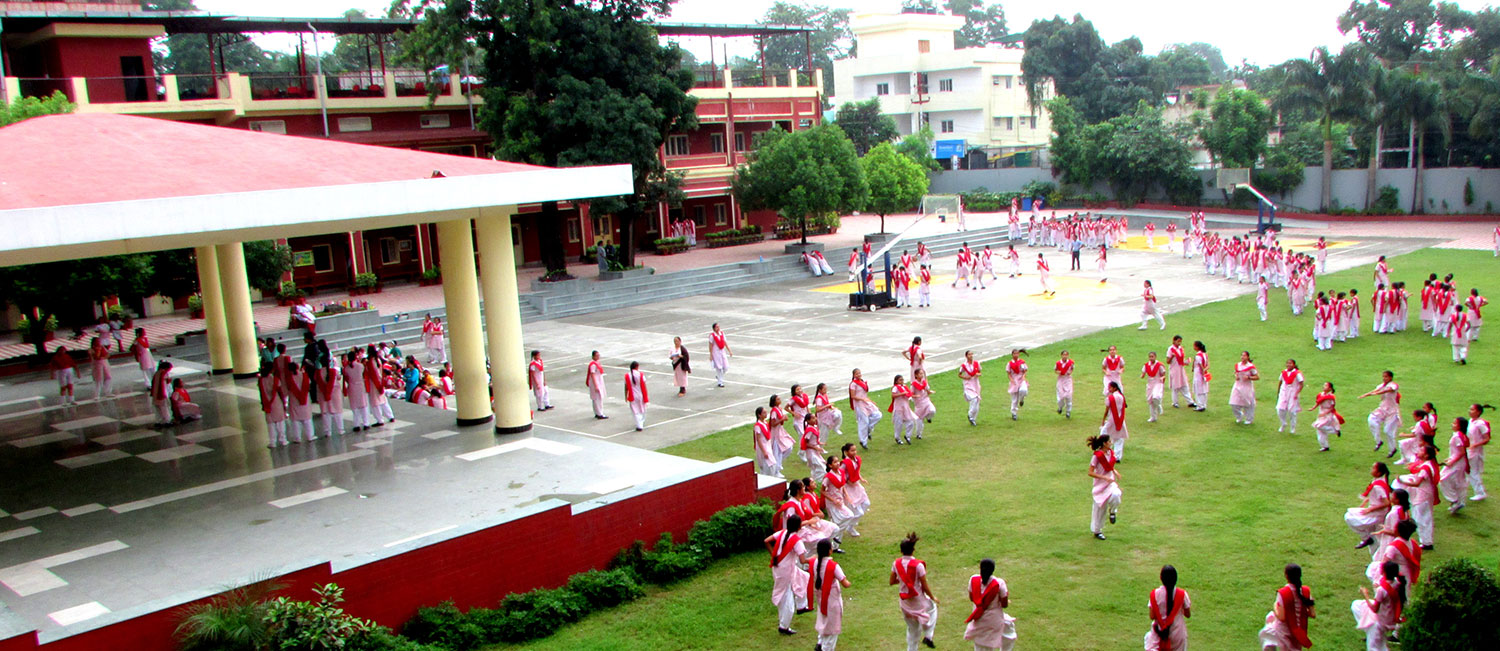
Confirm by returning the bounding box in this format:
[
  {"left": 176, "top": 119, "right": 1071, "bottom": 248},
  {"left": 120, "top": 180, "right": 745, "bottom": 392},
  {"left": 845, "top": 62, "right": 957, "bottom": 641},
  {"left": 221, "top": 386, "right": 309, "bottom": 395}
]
[
  {"left": 215, "top": 242, "right": 260, "bottom": 378},
  {"left": 475, "top": 206, "right": 531, "bottom": 434},
  {"left": 193, "top": 245, "right": 232, "bottom": 374},
  {"left": 437, "top": 217, "right": 494, "bottom": 426}
]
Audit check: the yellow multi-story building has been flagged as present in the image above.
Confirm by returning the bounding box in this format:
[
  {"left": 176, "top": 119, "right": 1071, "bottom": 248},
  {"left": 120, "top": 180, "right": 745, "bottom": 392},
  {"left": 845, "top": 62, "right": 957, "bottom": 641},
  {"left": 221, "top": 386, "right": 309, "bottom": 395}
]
[{"left": 831, "top": 12, "right": 1052, "bottom": 164}]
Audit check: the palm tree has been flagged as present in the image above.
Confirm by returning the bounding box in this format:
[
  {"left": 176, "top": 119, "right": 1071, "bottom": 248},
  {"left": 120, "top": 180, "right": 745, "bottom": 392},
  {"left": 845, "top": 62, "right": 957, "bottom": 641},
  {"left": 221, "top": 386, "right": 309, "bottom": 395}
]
[
  {"left": 1348, "top": 57, "right": 1390, "bottom": 211},
  {"left": 1386, "top": 69, "right": 1442, "bottom": 214},
  {"left": 1276, "top": 47, "right": 1363, "bottom": 212}
]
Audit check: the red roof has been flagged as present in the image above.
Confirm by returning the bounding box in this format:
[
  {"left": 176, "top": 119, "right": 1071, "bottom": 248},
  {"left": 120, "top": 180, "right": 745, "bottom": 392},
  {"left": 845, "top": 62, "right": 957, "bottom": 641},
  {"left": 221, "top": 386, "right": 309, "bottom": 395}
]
[{"left": 0, "top": 113, "right": 537, "bottom": 210}]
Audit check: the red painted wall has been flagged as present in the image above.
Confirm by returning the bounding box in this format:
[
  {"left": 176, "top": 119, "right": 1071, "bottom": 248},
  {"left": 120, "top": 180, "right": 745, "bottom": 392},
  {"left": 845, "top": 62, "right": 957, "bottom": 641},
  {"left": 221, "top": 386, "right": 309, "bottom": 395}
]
[
  {"left": 51, "top": 37, "right": 158, "bottom": 103},
  {"left": 222, "top": 110, "right": 474, "bottom": 138},
  {"left": 288, "top": 232, "right": 354, "bottom": 290}
]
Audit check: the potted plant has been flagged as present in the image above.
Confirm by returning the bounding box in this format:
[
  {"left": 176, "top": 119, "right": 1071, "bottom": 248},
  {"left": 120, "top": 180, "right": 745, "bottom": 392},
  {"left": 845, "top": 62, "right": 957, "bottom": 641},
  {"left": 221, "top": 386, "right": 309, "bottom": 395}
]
[
  {"left": 16, "top": 314, "right": 57, "bottom": 345},
  {"left": 351, "top": 273, "right": 379, "bottom": 296},
  {"left": 420, "top": 266, "right": 442, "bottom": 286},
  {"left": 652, "top": 236, "right": 689, "bottom": 255},
  {"left": 187, "top": 294, "right": 205, "bottom": 319},
  {"left": 276, "top": 281, "right": 304, "bottom": 305}
]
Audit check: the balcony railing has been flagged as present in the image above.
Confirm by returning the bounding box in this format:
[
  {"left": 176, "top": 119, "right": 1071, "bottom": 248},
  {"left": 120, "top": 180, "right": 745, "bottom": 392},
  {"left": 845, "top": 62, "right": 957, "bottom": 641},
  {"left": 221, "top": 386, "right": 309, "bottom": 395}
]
[{"left": 683, "top": 66, "right": 822, "bottom": 91}]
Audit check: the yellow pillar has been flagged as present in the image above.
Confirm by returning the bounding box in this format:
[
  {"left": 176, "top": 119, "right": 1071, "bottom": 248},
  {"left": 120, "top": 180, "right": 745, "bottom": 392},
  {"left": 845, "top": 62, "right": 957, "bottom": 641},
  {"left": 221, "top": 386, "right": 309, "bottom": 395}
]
[
  {"left": 437, "top": 218, "right": 494, "bottom": 426},
  {"left": 194, "top": 246, "right": 232, "bottom": 374},
  {"left": 476, "top": 206, "right": 531, "bottom": 434},
  {"left": 215, "top": 242, "right": 260, "bottom": 378}
]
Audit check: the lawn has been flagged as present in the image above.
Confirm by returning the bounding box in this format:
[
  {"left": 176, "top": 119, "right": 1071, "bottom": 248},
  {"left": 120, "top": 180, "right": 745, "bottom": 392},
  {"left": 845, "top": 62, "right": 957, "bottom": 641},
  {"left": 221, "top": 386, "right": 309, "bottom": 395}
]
[{"left": 503, "top": 248, "right": 1499, "bottom": 650}]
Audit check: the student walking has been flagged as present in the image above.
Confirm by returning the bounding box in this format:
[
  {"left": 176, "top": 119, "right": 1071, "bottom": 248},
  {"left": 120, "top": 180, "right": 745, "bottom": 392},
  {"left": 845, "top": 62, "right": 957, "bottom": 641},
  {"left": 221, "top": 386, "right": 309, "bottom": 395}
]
[
  {"left": 963, "top": 558, "right": 1017, "bottom": 651},
  {"left": 1144, "top": 565, "right": 1190, "bottom": 651},
  {"left": 807, "top": 539, "right": 850, "bottom": 651},
  {"left": 959, "top": 351, "right": 983, "bottom": 426},
  {"left": 709, "top": 323, "right": 732, "bottom": 387},
  {"left": 764, "top": 515, "right": 808, "bottom": 636},
  {"left": 1005, "top": 349, "right": 1028, "bottom": 421},
  {"left": 1055, "top": 350, "right": 1075, "bottom": 418},
  {"left": 890, "top": 532, "right": 939, "bottom": 651},
  {"left": 1087, "top": 433, "right": 1122, "bottom": 540},
  {"left": 625, "top": 361, "right": 649, "bottom": 431},
  {"left": 849, "top": 368, "right": 882, "bottom": 449},
  {"left": 1230, "top": 351, "right": 1260, "bottom": 425}
]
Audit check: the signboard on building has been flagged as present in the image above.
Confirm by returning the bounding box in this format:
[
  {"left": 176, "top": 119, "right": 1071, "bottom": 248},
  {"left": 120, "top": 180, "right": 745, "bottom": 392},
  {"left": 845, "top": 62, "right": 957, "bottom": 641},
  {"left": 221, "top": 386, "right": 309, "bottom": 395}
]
[{"left": 934, "top": 139, "right": 967, "bottom": 159}]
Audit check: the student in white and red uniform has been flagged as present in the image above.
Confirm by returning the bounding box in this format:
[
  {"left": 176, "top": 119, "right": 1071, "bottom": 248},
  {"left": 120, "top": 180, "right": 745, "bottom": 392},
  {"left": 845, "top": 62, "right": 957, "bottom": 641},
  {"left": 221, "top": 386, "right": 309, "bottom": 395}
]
[
  {"left": 169, "top": 378, "right": 202, "bottom": 423},
  {"left": 959, "top": 351, "right": 983, "bottom": 426},
  {"left": 848, "top": 247, "right": 861, "bottom": 282},
  {"left": 1257, "top": 276, "right": 1270, "bottom": 321},
  {"left": 1087, "top": 433, "right": 1122, "bottom": 539},
  {"left": 426, "top": 317, "right": 446, "bottom": 364},
  {"left": 1439, "top": 416, "right": 1471, "bottom": 516},
  {"left": 807, "top": 538, "right": 850, "bottom": 651},
  {"left": 709, "top": 323, "right": 732, "bottom": 387},
  {"left": 917, "top": 241, "right": 932, "bottom": 267},
  {"left": 768, "top": 394, "right": 796, "bottom": 470},
  {"left": 1139, "top": 279, "right": 1166, "bottom": 329},
  {"left": 893, "top": 265, "right": 911, "bottom": 307},
  {"left": 890, "top": 375, "right": 918, "bottom": 445},
  {"left": 285, "top": 364, "right": 315, "bottom": 443},
  {"left": 1144, "top": 221, "right": 1157, "bottom": 248},
  {"left": 799, "top": 412, "right": 827, "bottom": 482},
  {"left": 1102, "top": 381, "right": 1130, "bottom": 459},
  {"left": 149, "top": 360, "right": 173, "bottom": 427},
  {"left": 259, "top": 366, "right": 287, "bottom": 447},
  {"left": 753, "top": 407, "right": 780, "bottom": 476},
  {"left": 1348, "top": 288, "right": 1363, "bottom": 337},
  {"left": 1036, "top": 253, "right": 1054, "bottom": 295},
  {"left": 1006, "top": 244, "right": 1021, "bottom": 277},
  {"left": 1494, "top": 224, "right": 1500, "bottom": 257},
  {"left": 1140, "top": 352, "right": 1165, "bottom": 423},
  {"left": 624, "top": 360, "right": 648, "bottom": 431},
  {"left": 849, "top": 368, "right": 882, "bottom": 449},
  {"left": 814, "top": 383, "right": 843, "bottom": 436},
  {"left": 1353, "top": 561, "right": 1408, "bottom": 651},
  {"left": 1227, "top": 351, "right": 1259, "bottom": 425},
  {"left": 1465, "top": 288, "right": 1487, "bottom": 340},
  {"left": 1449, "top": 305, "right": 1472, "bottom": 364},
  {"left": 1468, "top": 404, "right": 1492, "bottom": 501},
  {"left": 953, "top": 243, "right": 974, "bottom": 289},
  {"left": 840, "top": 443, "right": 870, "bottom": 530},
  {"left": 1347, "top": 462, "right": 1393, "bottom": 549},
  {"left": 890, "top": 533, "right": 939, "bottom": 651},
  {"left": 764, "top": 514, "right": 808, "bottom": 636},
  {"left": 1397, "top": 444, "right": 1439, "bottom": 549},
  {"left": 1191, "top": 341, "right": 1210, "bottom": 412},
  {"left": 87, "top": 337, "right": 113, "bottom": 402},
  {"left": 904, "top": 336, "right": 926, "bottom": 380},
  {"left": 1100, "top": 345, "right": 1125, "bottom": 397},
  {"left": 981, "top": 245, "right": 997, "bottom": 281},
  {"left": 1055, "top": 350, "right": 1075, "bottom": 418},
  {"left": 1373, "top": 255, "right": 1391, "bottom": 289},
  {"left": 131, "top": 327, "right": 154, "bottom": 390},
  {"left": 1096, "top": 245, "right": 1108, "bottom": 283},
  {"left": 1275, "top": 359, "right": 1305, "bottom": 434},
  {"left": 964, "top": 558, "right": 1017, "bottom": 651},
  {"left": 1257, "top": 564, "right": 1316, "bottom": 651},
  {"left": 585, "top": 351, "right": 607, "bottom": 419},
  {"left": 315, "top": 364, "right": 344, "bottom": 436},
  {"left": 917, "top": 265, "right": 933, "bottom": 307},
  {"left": 49, "top": 346, "right": 76, "bottom": 406},
  {"left": 1144, "top": 565, "right": 1190, "bottom": 651},
  {"left": 342, "top": 351, "right": 369, "bottom": 432},
  {"left": 1314, "top": 296, "right": 1336, "bottom": 350},
  {"left": 528, "top": 350, "right": 553, "bottom": 411},
  {"left": 1002, "top": 349, "right": 1028, "bottom": 421},
  {"left": 1371, "top": 284, "right": 1389, "bottom": 333},
  {"left": 1360, "top": 370, "right": 1402, "bottom": 454},
  {"left": 909, "top": 370, "right": 937, "bottom": 438},
  {"left": 1166, "top": 336, "right": 1191, "bottom": 409},
  {"left": 1315, "top": 236, "right": 1328, "bottom": 273},
  {"left": 1419, "top": 279, "right": 1436, "bottom": 332}
]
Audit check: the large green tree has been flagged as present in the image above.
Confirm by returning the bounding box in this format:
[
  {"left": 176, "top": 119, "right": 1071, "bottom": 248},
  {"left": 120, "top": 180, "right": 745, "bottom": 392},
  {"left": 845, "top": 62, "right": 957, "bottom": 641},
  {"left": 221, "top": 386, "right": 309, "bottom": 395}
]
[
  {"left": 1275, "top": 46, "right": 1365, "bottom": 211},
  {"left": 756, "top": 2, "right": 852, "bottom": 95},
  {"left": 896, "top": 125, "right": 942, "bottom": 171},
  {"left": 0, "top": 256, "right": 155, "bottom": 358},
  {"left": 835, "top": 99, "right": 899, "bottom": 155},
  {"left": 144, "top": 0, "right": 287, "bottom": 80},
  {"left": 1021, "top": 15, "right": 1171, "bottom": 123},
  {"left": 732, "top": 125, "right": 868, "bottom": 245},
  {"left": 860, "top": 142, "right": 929, "bottom": 233},
  {"left": 946, "top": 0, "right": 1007, "bottom": 48},
  {"left": 1093, "top": 102, "right": 1199, "bottom": 203},
  {"left": 1386, "top": 68, "right": 1445, "bottom": 213},
  {"left": 1198, "top": 87, "right": 1272, "bottom": 169},
  {"left": 1167, "top": 42, "right": 1229, "bottom": 80},
  {"left": 1045, "top": 96, "right": 1104, "bottom": 188},
  {"left": 396, "top": 0, "right": 697, "bottom": 271},
  {"left": 1338, "top": 0, "right": 1455, "bottom": 64}
]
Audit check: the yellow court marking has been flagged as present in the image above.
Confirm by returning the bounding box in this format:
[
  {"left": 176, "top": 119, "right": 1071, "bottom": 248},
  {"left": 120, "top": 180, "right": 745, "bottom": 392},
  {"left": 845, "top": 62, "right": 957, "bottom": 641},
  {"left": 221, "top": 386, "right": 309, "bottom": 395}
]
[
  {"left": 813, "top": 276, "right": 952, "bottom": 294},
  {"left": 1113, "top": 235, "right": 1359, "bottom": 253},
  {"left": 1280, "top": 237, "right": 1359, "bottom": 251},
  {"left": 812, "top": 272, "right": 1124, "bottom": 306}
]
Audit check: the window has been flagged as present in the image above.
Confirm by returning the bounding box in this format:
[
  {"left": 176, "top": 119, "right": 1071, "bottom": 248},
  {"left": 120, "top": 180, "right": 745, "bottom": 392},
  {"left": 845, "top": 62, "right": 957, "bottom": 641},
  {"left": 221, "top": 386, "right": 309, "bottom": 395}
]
[
  {"left": 337, "top": 116, "right": 372, "bottom": 133},
  {"left": 419, "top": 114, "right": 451, "bottom": 129},
  {"left": 714, "top": 204, "right": 727, "bottom": 226},
  {"left": 248, "top": 120, "right": 286, "bottom": 134},
  {"left": 798, "top": 118, "right": 813, "bottom": 128},
  {"left": 693, "top": 205, "right": 706, "bottom": 226},
  {"left": 567, "top": 217, "right": 581, "bottom": 243},
  {"left": 311, "top": 245, "right": 333, "bottom": 273},
  {"left": 710, "top": 132, "right": 725, "bottom": 153},
  {"left": 734, "top": 132, "right": 746, "bottom": 151},
  {"left": 380, "top": 238, "right": 400, "bottom": 265},
  {"left": 593, "top": 215, "right": 612, "bottom": 242},
  {"left": 939, "top": 119, "right": 955, "bottom": 133},
  {"left": 992, "top": 75, "right": 1013, "bottom": 89},
  {"left": 938, "top": 78, "right": 953, "bottom": 92},
  {"left": 666, "top": 135, "right": 690, "bottom": 156},
  {"left": 994, "top": 116, "right": 1013, "bottom": 130},
  {"left": 1019, "top": 116, "right": 1036, "bottom": 129},
  {"left": 917, "top": 39, "right": 931, "bottom": 53},
  {"left": 916, "top": 73, "right": 929, "bottom": 94},
  {"left": 876, "top": 82, "right": 890, "bottom": 96}
]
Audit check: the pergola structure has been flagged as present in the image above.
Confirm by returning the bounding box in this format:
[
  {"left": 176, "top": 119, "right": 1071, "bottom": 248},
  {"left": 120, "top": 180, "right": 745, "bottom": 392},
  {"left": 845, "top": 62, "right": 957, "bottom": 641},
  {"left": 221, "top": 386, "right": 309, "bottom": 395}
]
[{"left": 0, "top": 112, "right": 632, "bottom": 433}]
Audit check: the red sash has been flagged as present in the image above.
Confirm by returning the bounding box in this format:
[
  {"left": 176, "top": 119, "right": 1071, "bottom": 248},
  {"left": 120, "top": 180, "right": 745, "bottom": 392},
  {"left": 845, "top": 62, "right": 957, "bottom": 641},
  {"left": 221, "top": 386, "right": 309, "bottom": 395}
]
[
  {"left": 624, "top": 371, "right": 648, "bottom": 403},
  {"left": 151, "top": 369, "right": 171, "bottom": 400},
  {"left": 851, "top": 378, "right": 869, "bottom": 395},
  {"left": 1143, "top": 290, "right": 1156, "bottom": 303},
  {"left": 1414, "top": 460, "right": 1440, "bottom": 504},
  {"left": 894, "top": 558, "right": 925, "bottom": 599},
  {"left": 363, "top": 360, "right": 382, "bottom": 393},
  {"left": 1148, "top": 587, "right": 1186, "bottom": 650},
  {"left": 1007, "top": 359, "right": 1026, "bottom": 376},
  {"left": 800, "top": 425, "right": 820, "bottom": 451},
  {"left": 258, "top": 376, "right": 280, "bottom": 412},
  {"left": 965, "top": 575, "right": 1001, "bottom": 623},
  {"left": 529, "top": 359, "right": 544, "bottom": 374},
  {"left": 792, "top": 393, "right": 811, "bottom": 411},
  {"left": 773, "top": 500, "right": 800, "bottom": 531},
  {"left": 920, "top": 268, "right": 931, "bottom": 284},
  {"left": 1379, "top": 577, "right": 1404, "bottom": 623},
  {"left": 1277, "top": 585, "right": 1313, "bottom": 647},
  {"left": 316, "top": 368, "right": 337, "bottom": 396},
  {"left": 1143, "top": 361, "right": 1163, "bottom": 378},
  {"left": 1362, "top": 478, "right": 1390, "bottom": 498},
  {"left": 910, "top": 380, "right": 929, "bottom": 394},
  {"left": 1106, "top": 393, "right": 1127, "bottom": 430},
  {"left": 907, "top": 345, "right": 922, "bottom": 365},
  {"left": 1056, "top": 359, "right": 1074, "bottom": 374},
  {"left": 1103, "top": 355, "right": 1123, "bottom": 372},
  {"left": 286, "top": 372, "right": 311, "bottom": 405},
  {"left": 711, "top": 331, "right": 727, "bottom": 350},
  {"left": 1094, "top": 449, "right": 1117, "bottom": 473},
  {"left": 960, "top": 361, "right": 981, "bottom": 378},
  {"left": 807, "top": 558, "right": 839, "bottom": 615},
  {"left": 1280, "top": 370, "right": 1301, "bottom": 387},
  {"left": 1391, "top": 538, "right": 1422, "bottom": 584},
  {"left": 770, "top": 530, "right": 800, "bottom": 567},
  {"left": 844, "top": 455, "right": 862, "bottom": 482},
  {"left": 586, "top": 361, "right": 603, "bottom": 386},
  {"left": 888, "top": 384, "right": 912, "bottom": 413}
]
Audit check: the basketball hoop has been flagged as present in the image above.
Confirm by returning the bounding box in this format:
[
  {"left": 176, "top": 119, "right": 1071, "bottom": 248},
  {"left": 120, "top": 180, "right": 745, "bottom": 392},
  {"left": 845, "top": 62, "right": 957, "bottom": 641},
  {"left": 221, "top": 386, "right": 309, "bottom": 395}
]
[{"left": 1216, "top": 167, "right": 1251, "bottom": 192}]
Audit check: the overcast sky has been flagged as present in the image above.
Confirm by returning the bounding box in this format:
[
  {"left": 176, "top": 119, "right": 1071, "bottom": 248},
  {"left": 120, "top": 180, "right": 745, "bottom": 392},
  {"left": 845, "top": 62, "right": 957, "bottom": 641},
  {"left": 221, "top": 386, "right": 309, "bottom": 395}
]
[{"left": 195, "top": 0, "right": 1498, "bottom": 67}]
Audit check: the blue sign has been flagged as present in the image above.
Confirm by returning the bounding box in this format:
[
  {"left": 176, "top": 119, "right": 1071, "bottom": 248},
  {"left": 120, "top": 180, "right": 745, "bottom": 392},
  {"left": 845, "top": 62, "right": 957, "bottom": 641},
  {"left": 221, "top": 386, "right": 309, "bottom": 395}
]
[{"left": 934, "top": 139, "right": 966, "bottom": 159}]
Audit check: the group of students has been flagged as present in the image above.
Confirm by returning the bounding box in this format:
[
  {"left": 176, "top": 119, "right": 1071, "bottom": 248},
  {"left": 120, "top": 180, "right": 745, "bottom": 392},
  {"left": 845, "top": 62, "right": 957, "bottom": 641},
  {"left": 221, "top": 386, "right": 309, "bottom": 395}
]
[{"left": 47, "top": 327, "right": 203, "bottom": 427}]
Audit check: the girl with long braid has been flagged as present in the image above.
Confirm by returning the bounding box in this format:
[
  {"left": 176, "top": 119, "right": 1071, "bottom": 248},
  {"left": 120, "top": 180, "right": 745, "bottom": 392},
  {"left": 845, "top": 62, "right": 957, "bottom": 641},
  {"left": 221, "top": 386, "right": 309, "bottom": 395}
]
[
  {"left": 1258, "top": 563, "right": 1316, "bottom": 650},
  {"left": 808, "top": 539, "right": 850, "bottom": 650},
  {"left": 1145, "top": 564, "right": 1190, "bottom": 651},
  {"left": 963, "top": 558, "right": 1017, "bottom": 651},
  {"left": 1352, "top": 561, "right": 1407, "bottom": 651}
]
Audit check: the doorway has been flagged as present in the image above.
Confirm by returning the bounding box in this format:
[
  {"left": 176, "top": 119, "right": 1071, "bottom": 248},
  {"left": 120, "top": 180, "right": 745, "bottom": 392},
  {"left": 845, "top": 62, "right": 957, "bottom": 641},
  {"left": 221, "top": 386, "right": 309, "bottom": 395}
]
[{"left": 120, "top": 56, "right": 148, "bottom": 101}]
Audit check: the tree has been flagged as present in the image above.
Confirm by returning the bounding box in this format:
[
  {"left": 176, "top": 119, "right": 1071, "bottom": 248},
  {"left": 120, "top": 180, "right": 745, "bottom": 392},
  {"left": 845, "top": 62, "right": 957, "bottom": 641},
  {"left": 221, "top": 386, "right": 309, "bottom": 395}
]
[
  {"left": 0, "top": 91, "right": 74, "bottom": 127},
  {"left": 946, "top": 1, "right": 1007, "bottom": 48},
  {"left": 901, "top": 0, "right": 939, "bottom": 13},
  {"left": 1199, "top": 87, "right": 1272, "bottom": 168},
  {"left": 1021, "top": 15, "right": 1161, "bottom": 122},
  {"left": 1275, "top": 47, "right": 1364, "bottom": 211},
  {"left": 1338, "top": 0, "right": 1454, "bottom": 64},
  {"left": 835, "top": 99, "right": 899, "bottom": 155},
  {"left": 732, "top": 125, "right": 868, "bottom": 245},
  {"left": 860, "top": 143, "right": 929, "bottom": 233},
  {"left": 1399, "top": 557, "right": 1500, "bottom": 649},
  {"left": 1045, "top": 96, "right": 1104, "bottom": 188},
  {"left": 1093, "top": 102, "right": 1199, "bottom": 203},
  {"left": 1152, "top": 47, "right": 1214, "bottom": 92},
  {"left": 396, "top": 0, "right": 697, "bottom": 271},
  {"left": 896, "top": 125, "right": 942, "bottom": 171},
  {"left": 144, "top": 0, "right": 282, "bottom": 78},
  {"left": 1167, "top": 42, "right": 1229, "bottom": 80},
  {"left": 0, "top": 255, "right": 155, "bottom": 358},
  {"left": 1386, "top": 68, "right": 1444, "bottom": 213},
  {"left": 756, "top": 2, "right": 852, "bottom": 96},
  {"left": 1252, "top": 144, "right": 1307, "bottom": 197},
  {"left": 244, "top": 241, "right": 294, "bottom": 292}
]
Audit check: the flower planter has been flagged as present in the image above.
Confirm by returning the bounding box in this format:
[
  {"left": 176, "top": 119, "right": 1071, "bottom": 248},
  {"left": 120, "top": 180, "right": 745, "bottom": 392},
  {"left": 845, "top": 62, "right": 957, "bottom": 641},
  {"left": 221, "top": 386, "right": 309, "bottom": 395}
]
[
  {"left": 656, "top": 244, "right": 689, "bottom": 255},
  {"left": 531, "top": 276, "right": 584, "bottom": 293},
  {"left": 706, "top": 234, "right": 764, "bottom": 248},
  {"left": 189, "top": 308, "right": 205, "bottom": 319},
  {"left": 419, "top": 278, "right": 441, "bottom": 286}
]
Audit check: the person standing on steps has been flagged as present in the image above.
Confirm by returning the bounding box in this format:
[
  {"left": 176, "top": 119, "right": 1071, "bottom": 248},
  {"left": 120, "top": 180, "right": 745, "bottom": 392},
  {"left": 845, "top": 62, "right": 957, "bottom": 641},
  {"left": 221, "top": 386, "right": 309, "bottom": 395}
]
[
  {"left": 709, "top": 323, "right": 732, "bottom": 388},
  {"left": 669, "top": 336, "right": 691, "bottom": 396}
]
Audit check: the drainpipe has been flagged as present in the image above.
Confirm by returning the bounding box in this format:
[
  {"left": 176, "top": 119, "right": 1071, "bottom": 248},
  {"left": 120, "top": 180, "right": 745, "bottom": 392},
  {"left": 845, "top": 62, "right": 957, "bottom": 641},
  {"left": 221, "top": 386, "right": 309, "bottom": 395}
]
[
  {"left": 308, "top": 23, "right": 330, "bottom": 138},
  {"left": 0, "top": 18, "right": 8, "bottom": 102}
]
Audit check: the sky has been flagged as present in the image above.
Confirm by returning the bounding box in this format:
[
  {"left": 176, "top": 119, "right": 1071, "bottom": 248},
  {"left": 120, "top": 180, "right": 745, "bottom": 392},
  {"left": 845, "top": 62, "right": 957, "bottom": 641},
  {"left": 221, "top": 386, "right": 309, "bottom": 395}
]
[{"left": 194, "top": 0, "right": 1499, "bottom": 68}]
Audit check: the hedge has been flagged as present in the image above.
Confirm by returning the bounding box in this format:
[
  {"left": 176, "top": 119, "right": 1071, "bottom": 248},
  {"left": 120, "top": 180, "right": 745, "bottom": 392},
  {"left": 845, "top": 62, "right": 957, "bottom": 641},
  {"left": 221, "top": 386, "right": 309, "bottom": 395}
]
[{"left": 401, "top": 500, "right": 775, "bottom": 650}]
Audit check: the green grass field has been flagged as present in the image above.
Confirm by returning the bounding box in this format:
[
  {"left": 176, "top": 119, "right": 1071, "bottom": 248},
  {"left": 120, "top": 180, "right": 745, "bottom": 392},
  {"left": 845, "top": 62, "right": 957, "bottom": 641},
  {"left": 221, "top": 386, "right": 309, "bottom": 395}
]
[{"left": 503, "top": 248, "right": 1500, "bottom": 650}]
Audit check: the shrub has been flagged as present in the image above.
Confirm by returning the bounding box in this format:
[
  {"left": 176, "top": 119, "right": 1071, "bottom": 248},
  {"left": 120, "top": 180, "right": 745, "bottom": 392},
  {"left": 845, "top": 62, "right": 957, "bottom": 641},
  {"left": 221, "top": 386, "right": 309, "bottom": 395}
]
[
  {"left": 174, "top": 581, "right": 282, "bottom": 651},
  {"left": 348, "top": 628, "right": 448, "bottom": 651},
  {"left": 106, "top": 304, "right": 126, "bottom": 320},
  {"left": 403, "top": 601, "right": 486, "bottom": 650},
  {"left": 1022, "top": 180, "right": 1056, "bottom": 198},
  {"left": 638, "top": 532, "right": 710, "bottom": 585},
  {"left": 1369, "top": 185, "right": 1402, "bottom": 215},
  {"left": 565, "top": 569, "right": 645, "bottom": 609},
  {"left": 421, "top": 266, "right": 441, "bottom": 281},
  {"left": 1399, "top": 557, "right": 1500, "bottom": 649},
  {"left": 354, "top": 273, "right": 379, "bottom": 289},
  {"left": 687, "top": 501, "right": 776, "bottom": 559},
  {"left": 1464, "top": 177, "right": 1475, "bottom": 206},
  {"left": 277, "top": 280, "right": 305, "bottom": 299},
  {"left": 263, "top": 584, "right": 376, "bottom": 651},
  {"left": 186, "top": 294, "right": 204, "bottom": 312},
  {"left": 495, "top": 588, "right": 589, "bottom": 642}
]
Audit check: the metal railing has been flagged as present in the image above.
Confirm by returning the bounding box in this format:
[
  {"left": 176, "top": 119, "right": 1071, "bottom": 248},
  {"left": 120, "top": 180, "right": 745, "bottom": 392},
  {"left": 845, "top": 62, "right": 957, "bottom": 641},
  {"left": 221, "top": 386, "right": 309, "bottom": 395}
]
[{"left": 246, "top": 74, "right": 316, "bottom": 100}]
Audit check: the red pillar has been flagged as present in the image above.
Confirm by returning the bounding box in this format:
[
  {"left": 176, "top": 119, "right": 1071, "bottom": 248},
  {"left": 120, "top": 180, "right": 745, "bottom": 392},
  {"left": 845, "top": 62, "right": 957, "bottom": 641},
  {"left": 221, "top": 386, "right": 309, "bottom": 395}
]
[{"left": 579, "top": 202, "right": 595, "bottom": 249}]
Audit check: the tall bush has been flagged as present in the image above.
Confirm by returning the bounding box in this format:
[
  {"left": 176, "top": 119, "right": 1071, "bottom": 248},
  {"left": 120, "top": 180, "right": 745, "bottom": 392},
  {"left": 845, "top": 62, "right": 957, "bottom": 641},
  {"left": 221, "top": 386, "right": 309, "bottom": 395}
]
[{"left": 1399, "top": 558, "right": 1500, "bottom": 649}]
